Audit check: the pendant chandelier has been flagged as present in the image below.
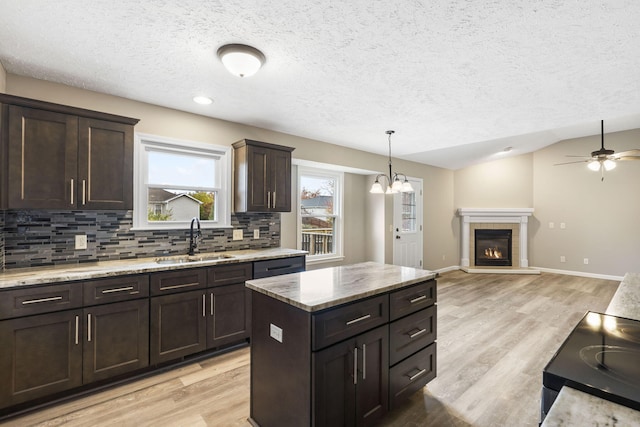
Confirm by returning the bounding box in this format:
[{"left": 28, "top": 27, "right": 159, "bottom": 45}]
[{"left": 369, "top": 130, "right": 414, "bottom": 194}]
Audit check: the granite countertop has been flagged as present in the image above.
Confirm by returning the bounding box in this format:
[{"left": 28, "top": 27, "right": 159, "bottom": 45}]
[
  {"left": 542, "top": 386, "right": 640, "bottom": 426},
  {"left": 245, "top": 261, "right": 436, "bottom": 312},
  {"left": 0, "top": 248, "right": 307, "bottom": 289},
  {"left": 543, "top": 272, "right": 640, "bottom": 426}
]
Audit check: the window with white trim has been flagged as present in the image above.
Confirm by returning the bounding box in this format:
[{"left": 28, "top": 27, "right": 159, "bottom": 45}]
[
  {"left": 297, "top": 166, "right": 343, "bottom": 262},
  {"left": 134, "top": 133, "right": 231, "bottom": 229}
]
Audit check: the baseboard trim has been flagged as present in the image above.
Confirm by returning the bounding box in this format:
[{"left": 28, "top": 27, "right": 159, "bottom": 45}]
[{"left": 532, "top": 267, "right": 624, "bottom": 282}]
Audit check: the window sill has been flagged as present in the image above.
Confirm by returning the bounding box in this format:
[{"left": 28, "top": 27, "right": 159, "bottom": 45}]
[{"left": 305, "top": 255, "right": 346, "bottom": 266}]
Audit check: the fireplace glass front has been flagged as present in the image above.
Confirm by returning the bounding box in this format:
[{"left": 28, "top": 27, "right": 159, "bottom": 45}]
[{"left": 474, "top": 229, "right": 512, "bottom": 267}]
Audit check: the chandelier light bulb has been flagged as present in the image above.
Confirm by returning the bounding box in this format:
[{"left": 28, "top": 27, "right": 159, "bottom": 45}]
[{"left": 369, "top": 181, "right": 384, "bottom": 194}]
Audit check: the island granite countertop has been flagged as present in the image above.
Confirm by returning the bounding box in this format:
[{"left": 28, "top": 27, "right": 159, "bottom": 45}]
[
  {"left": 245, "top": 261, "right": 436, "bottom": 312},
  {"left": 0, "top": 248, "right": 307, "bottom": 289}
]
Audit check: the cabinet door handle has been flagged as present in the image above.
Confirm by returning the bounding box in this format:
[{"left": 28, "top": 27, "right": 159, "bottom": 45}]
[
  {"left": 267, "top": 192, "right": 271, "bottom": 209},
  {"left": 409, "top": 295, "right": 427, "bottom": 304},
  {"left": 87, "top": 313, "right": 92, "bottom": 342},
  {"left": 70, "top": 178, "right": 74, "bottom": 205},
  {"left": 101, "top": 286, "right": 134, "bottom": 294},
  {"left": 362, "top": 344, "right": 366, "bottom": 380},
  {"left": 409, "top": 328, "right": 427, "bottom": 339},
  {"left": 408, "top": 368, "right": 427, "bottom": 381},
  {"left": 202, "top": 294, "right": 206, "bottom": 318},
  {"left": 346, "top": 314, "right": 371, "bottom": 326},
  {"left": 210, "top": 293, "right": 214, "bottom": 316},
  {"left": 353, "top": 347, "right": 358, "bottom": 385},
  {"left": 21, "top": 296, "right": 63, "bottom": 305},
  {"left": 82, "top": 179, "right": 86, "bottom": 205},
  {"left": 75, "top": 315, "right": 79, "bottom": 345},
  {"left": 272, "top": 191, "right": 276, "bottom": 208}
]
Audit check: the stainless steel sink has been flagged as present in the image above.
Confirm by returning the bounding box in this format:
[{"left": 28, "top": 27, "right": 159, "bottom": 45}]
[{"left": 155, "top": 254, "right": 234, "bottom": 265}]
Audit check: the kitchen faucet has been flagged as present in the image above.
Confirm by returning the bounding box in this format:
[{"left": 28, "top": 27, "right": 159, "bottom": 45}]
[{"left": 188, "top": 217, "right": 201, "bottom": 255}]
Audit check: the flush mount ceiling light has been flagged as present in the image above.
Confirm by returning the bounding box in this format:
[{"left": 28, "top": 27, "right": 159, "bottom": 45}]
[
  {"left": 370, "top": 130, "right": 414, "bottom": 195},
  {"left": 217, "top": 44, "right": 265, "bottom": 78}
]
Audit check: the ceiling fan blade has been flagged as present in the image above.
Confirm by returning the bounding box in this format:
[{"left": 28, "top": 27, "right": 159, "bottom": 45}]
[
  {"left": 615, "top": 155, "right": 640, "bottom": 161},
  {"left": 554, "top": 160, "right": 588, "bottom": 166},
  {"left": 564, "top": 155, "right": 591, "bottom": 158},
  {"left": 612, "top": 149, "right": 640, "bottom": 159}
]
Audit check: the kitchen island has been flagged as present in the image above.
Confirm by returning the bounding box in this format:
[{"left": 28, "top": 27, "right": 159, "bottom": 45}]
[{"left": 245, "top": 262, "right": 437, "bottom": 427}]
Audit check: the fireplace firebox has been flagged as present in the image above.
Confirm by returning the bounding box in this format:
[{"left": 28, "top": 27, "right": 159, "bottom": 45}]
[{"left": 474, "top": 229, "right": 512, "bottom": 267}]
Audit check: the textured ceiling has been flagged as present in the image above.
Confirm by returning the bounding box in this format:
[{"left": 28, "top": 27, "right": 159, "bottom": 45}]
[{"left": 1, "top": 0, "right": 640, "bottom": 169}]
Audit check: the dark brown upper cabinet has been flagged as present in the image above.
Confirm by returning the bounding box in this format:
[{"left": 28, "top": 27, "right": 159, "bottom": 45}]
[
  {"left": 0, "top": 94, "right": 139, "bottom": 210},
  {"left": 232, "top": 139, "right": 294, "bottom": 212}
]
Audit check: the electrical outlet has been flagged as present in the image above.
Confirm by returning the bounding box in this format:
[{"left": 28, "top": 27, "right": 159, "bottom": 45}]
[
  {"left": 253, "top": 229, "right": 260, "bottom": 239},
  {"left": 232, "top": 229, "right": 243, "bottom": 241},
  {"left": 549, "top": 222, "right": 555, "bottom": 229},
  {"left": 442, "top": 254, "right": 446, "bottom": 261},
  {"left": 75, "top": 234, "right": 87, "bottom": 250},
  {"left": 560, "top": 222, "right": 566, "bottom": 229},
  {"left": 584, "top": 258, "right": 589, "bottom": 265},
  {"left": 560, "top": 255, "right": 566, "bottom": 263},
  {"left": 270, "top": 323, "right": 283, "bottom": 343}
]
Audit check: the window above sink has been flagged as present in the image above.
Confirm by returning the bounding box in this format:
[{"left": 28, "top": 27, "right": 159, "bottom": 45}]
[{"left": 133, "top": 133, "right": 231, "bottom": 230}]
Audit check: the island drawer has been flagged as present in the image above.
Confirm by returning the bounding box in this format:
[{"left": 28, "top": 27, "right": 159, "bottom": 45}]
[
  {"left": 390, "top": 279, "right": 436, "bottom": 321},
  {"left": 312, "top": 295, "right": 388, "bottom": 350},
  {"left": 0, "top": 283, "right": 83, "bottom": 320},
  {"left": 253, "top": 256, "right": 305, "bottom": 279},
  {"left": 83, "top": 275, "right": 149, "bottom": 306},
  {"left": 389, "top": 305, "right": 437, "bottom": 366},
  {"left": 208, "top": 262, "right": 252, "bottom": 287},
  {"left": 150, "top": 268, "right": 207, "bottom": 295},
  {"left": 389, "top": 342, "right": 437, "bottom": 410}
]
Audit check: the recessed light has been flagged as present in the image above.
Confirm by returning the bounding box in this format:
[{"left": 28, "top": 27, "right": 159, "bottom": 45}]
[{"left": 193, "top": 96, "right": 213, "bottom": 105}]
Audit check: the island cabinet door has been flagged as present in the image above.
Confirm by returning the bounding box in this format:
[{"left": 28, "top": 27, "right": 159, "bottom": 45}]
[{"left": 312, "top": 325, "right": 388, "bottom": 427}]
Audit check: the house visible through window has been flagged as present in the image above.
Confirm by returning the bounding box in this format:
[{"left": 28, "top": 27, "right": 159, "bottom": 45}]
[
  {"left": 134, "top": 134, "right": 231, "bottom": 229},
  {"left": 298, "top": 167, "right": 343, "bottom": 262}
]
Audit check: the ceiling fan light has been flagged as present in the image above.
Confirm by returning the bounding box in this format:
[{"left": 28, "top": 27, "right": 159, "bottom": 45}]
[
  {"left": 587, "top": 160, "right": 601, "bottom": 171},
  {"left": 603, "top": 159, "right": 617, "bottom": 171},
  {"left": 217, "top": 44, "right": 265, "bottom": 77}
]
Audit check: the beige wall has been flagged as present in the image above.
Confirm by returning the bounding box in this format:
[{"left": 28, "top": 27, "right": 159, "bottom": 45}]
[
  {"left": 6, "top": 74, "right": 456, "bottom": 272},
  {"left": 531, "top": 129, "right": 640, "bottom": 277},
  {"left": 0, "top": 61, "right": 6, "bottom": 92}
]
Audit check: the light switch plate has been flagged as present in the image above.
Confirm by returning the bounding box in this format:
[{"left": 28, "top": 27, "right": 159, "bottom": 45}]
[
  {"left": 233, "top": 229, "right": 243, "bottom": 241},
  {"left": 253, "top": 229, "right": 260, "bottom": 239},
  {"left": 270, "top": 323, "right": 283, "bottom": 343},
  {"left": 75, "top": 234, "right": 87, "bottom": 250}
]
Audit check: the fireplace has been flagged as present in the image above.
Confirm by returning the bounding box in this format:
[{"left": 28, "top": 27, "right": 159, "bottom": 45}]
[{"left": 474, "top": 229, "right": 512, "bottom": 267}]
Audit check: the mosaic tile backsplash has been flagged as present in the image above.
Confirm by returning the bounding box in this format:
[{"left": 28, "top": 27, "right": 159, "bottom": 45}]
[{"left": 1, "top": 210, "right": 280, "bottom": 269}]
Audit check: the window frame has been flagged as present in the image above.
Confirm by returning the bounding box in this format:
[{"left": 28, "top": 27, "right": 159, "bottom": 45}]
[
  {"left": 133, "top": 133, "right": 231, "bottom": 230},
  {"left": 297, "top": 166, "right": 344, "bottom": 264}
]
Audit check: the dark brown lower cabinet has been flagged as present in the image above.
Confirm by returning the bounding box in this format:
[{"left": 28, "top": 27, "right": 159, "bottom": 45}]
[
  {"left": 207, "top": 284, "right": 251, "bottom": 348},
  {"left": 150, "top": 290, "right": 207, "bottom": 365},
  {"left": 0, "top": 310, "right": 83, "bottom": 407},
  {"left": 83, "top": 299, "right": 149, "bottom": 383},
  {"left": 313, "top": 325, "right": 389, "bottom": 427}
]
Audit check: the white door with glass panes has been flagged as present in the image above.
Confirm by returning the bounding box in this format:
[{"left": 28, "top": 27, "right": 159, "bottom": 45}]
[{"left": 393, "top": 179, "right": 423, "bottom": 268}]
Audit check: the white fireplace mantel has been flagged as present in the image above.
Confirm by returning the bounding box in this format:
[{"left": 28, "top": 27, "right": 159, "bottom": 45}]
[{"left": 457, "top": 208, "right": 535, "bottom": 272}]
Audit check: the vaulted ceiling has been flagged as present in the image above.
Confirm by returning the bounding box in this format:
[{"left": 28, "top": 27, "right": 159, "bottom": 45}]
[{"left": 1, "top": 1, "right": 639, "bottom": 169}]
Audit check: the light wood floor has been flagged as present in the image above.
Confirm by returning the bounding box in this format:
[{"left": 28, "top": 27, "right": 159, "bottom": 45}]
[{"left": 2, "top": 271, "right": 619, "bottom": 427}]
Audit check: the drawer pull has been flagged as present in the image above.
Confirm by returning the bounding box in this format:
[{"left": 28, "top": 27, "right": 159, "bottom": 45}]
[
  {"left": 346, "top": 314, "right": 371, "bottom": 326},
  {"left": 409, "top": 328, "right": 427, "bottom": 339},
  {"left": 21, "top": 296, "right": 63, "bottom": 305},
  {"left": 160, "top": 282, "right": 200, "bottom": 291},
  {"left": 101, "top": 286, "right": 134, "bottom": 294},
  {"left": 409, "top": 295, "right": 427, "bottom": 304},
  {"left": 408, "top": 368, "right": 427, "bottom": 381}
]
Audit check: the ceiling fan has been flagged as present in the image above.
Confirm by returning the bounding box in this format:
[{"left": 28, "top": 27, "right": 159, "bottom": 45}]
[{"left": 555, "top": 120, "right": 640, "bottom": 181}]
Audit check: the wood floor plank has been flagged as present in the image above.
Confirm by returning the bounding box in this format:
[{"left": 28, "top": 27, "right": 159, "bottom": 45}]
[{"left": 1, "top": 271, "right": 619, "bottom": 427}]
